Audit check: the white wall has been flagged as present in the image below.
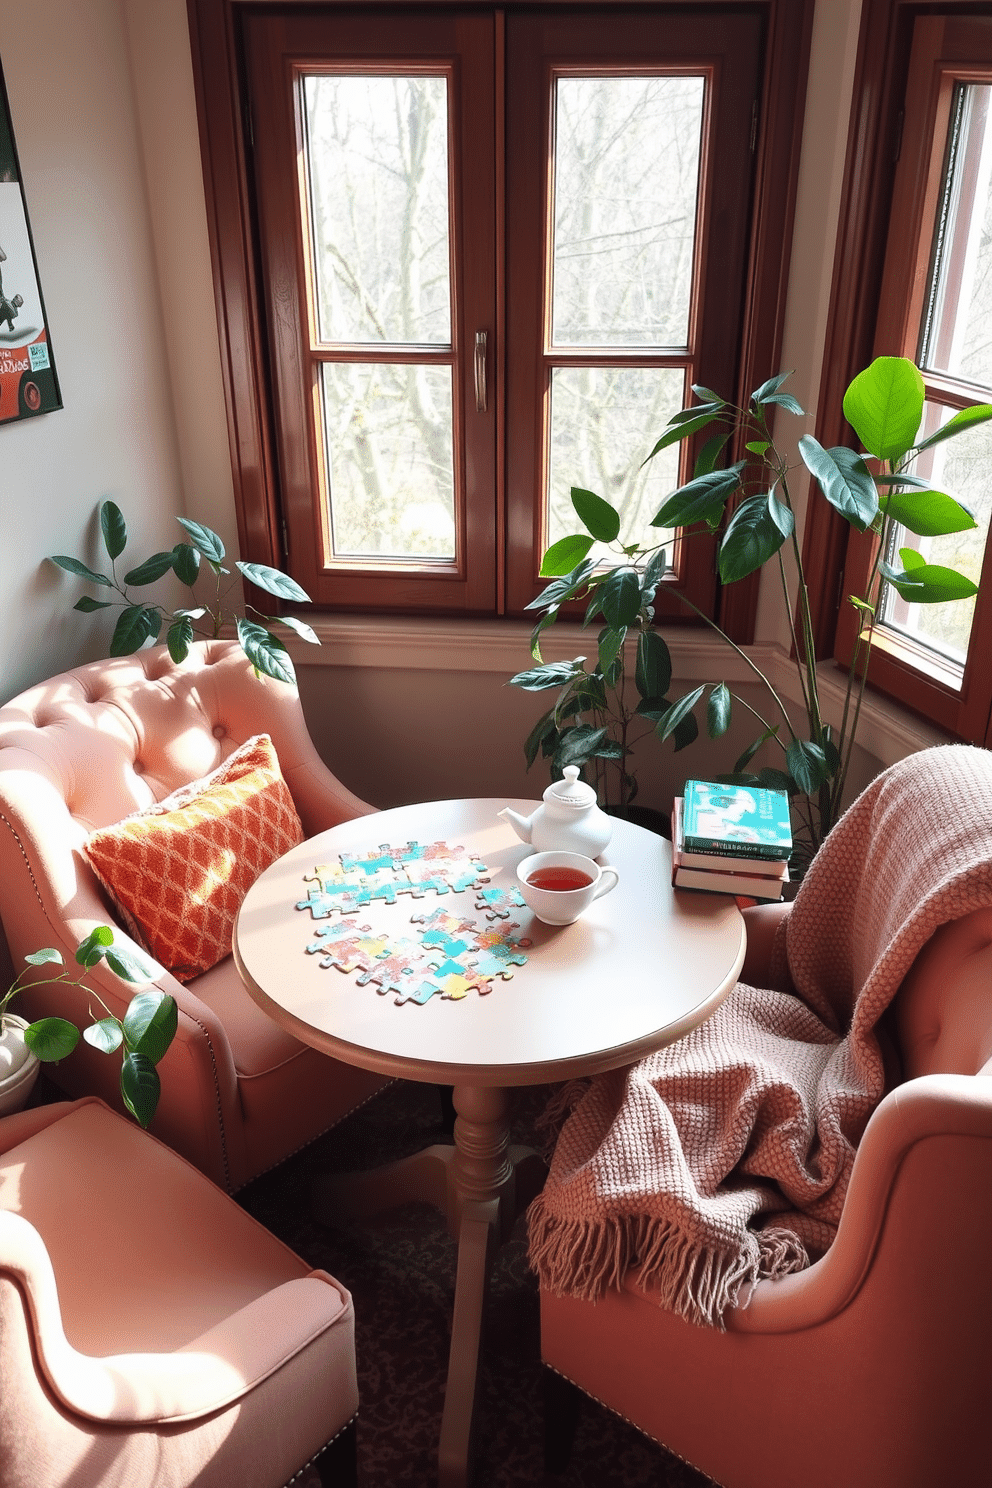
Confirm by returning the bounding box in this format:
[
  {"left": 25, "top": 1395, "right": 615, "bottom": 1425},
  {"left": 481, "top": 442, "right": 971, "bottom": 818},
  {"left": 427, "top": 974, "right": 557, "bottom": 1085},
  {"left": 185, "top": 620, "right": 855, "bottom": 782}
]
[{"left": 0, "top": 0, "right": 190, "bottom": 700}]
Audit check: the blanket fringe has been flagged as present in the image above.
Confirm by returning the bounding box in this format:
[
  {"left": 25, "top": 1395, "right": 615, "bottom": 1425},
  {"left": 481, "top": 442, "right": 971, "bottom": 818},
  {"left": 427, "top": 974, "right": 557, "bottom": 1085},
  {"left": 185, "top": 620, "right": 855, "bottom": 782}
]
[{"left": 528, "top": 1199, "right": 808, "bottom": 1330}]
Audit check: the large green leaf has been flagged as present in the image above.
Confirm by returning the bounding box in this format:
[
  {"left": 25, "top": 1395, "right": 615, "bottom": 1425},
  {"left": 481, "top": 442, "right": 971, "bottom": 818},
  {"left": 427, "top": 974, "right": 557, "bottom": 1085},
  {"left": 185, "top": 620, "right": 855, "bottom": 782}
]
[
  {"left": 718, "top": 494, "right": 789, "bottom": 583},
  {"left": 122, "top": 990, "right": 178, "bottom": 1064},
  {"left": 272, "top": 614, "right": 320, "bottom": 645},
  {"left": 786, "top": 738, "right": 830, "bottom": 794},
  {"left": 525, "top": 560, "right": 597, "bottom": 612},
  {"left": 655, "top": 686, "right": 704, "bottom": 743},
  {"left": 523, "top": 708, "right": 559, "bottom": 769},
  {"left": 635, "top": 629, "right": 672, "bottom": 700},
  {"left": 638, "top": 550, "right": 668, "bottom": 608},
  {"left": 693, "top": 432, "right": 732, "bottom": 478},
  {"left": 121, "top": 1053, "right": 161, "bottom": 1129},
  {"left": 110, "top": 605, "right": 161, "bottom": 656},
  {"left": 509, "top": 657, "right": 587, "bottom": 691},
  {"left": 100, "top": 501, "right": 128, "bottom": 561},
  {"left": 912, "top": 402, "right": 992, "bottom": 457},
  {"left": 750, "top": 372, "right": 793, "bottom": 404},
  {"left": 75, "top": 925, "right": 113, "bottom": 969},
  {"left": 236, "top": 619, "right": 296, "bottom": 684},
  {"left": 733, "top": 725, "right": 781, "bottom": 775},
  {"left": 600, "top": 567, "right": 641, "bottom": 629},
  {"left": 539, "top": 534, "right": 595, "bottom": 576},
  {"left": 23, "top": 1018, "right": 80, "bottom": 1062},
  {"left": 553, "top": 724, "right": 612, "bottom": 768},
  {"left": 650, "top": 465, "right": 744, "bottom": 530},
  {"left": 73, "top": 596, "right": 113, "bottom": 613},
  {"left": 172, "top": 542, "right": 201, "bottom": 586},
  {"left": 879, "top": 488, "right": 976, "bottom": 537},
  {"left": 707, "top": 683, "right": 732, "bottom": 737},
  {"left": 597, "top": 626, "right": 626, "bottom": 674},
  {"left": 644, "top": 405, "right": 724, "bottom": 461},
  {"left": 843, "top": 356, "right": 924, "bottom": 462},
  {"left": 176, "top": 517, "right": 226, "bottom": 565},
  {"left": 51, "top": 556, "right": 112, "bottom": 586},
  {"left": 124, "top": 551, "right": 177, "bottom": 586},
  {"left": 166, "top": 615, "right": 194, "bottom": 665},
  {"left": 236, "top": 562, "right": 312, "bottom": 603},
  {"left": 882, "top": 552, "right": 979, "bottom": 604},
  {"left": 84, "top": 1018, "right": 124, "bottom": 1054},
  {"left": 24, "top": 947, "right": 63, "bottom": 967},
  {"left": 799, "top": 438, "right": 878, "bottom": 531},
  {"left": 105, "top": 943, "right": 158, "bottom": 984},
  {"left": 571, "top": 488, "right": 621, "bottom": 544}
]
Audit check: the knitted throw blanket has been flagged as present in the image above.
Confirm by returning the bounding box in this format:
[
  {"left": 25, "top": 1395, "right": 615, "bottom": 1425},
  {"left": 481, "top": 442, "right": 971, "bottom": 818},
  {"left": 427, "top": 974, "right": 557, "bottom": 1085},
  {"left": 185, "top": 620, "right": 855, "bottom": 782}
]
[{"left": 527, "top": 745, "right": 992, "bottom": 1327}]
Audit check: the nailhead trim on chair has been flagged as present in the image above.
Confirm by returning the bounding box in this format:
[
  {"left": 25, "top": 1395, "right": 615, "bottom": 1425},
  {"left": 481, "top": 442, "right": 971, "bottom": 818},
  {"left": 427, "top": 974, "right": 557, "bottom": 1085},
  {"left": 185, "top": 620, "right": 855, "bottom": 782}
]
[
  {"left": 233, "top": 1080, "right": 397, "bottom": 1193},
  {"left": 283, "top": 1414, "right": 358, "bottom": 1487},
  {"left": 542, "top": 1364, "right": 728, "bottom": 1488}
]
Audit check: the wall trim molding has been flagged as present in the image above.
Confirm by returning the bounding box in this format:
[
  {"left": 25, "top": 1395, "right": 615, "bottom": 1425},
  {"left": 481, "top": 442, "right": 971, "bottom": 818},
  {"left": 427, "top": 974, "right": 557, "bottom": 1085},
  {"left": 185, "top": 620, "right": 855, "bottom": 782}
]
[{"left": 289, "top": 615, "right": 951, "bottom": 768}]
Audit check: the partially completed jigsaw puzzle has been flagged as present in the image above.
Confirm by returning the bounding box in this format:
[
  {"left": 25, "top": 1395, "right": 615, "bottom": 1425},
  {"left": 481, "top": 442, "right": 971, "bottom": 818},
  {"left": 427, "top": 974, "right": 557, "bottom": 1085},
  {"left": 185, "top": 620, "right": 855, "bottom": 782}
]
[{"left": 295, "top": 841, "right": 529, "bottom": 1006}]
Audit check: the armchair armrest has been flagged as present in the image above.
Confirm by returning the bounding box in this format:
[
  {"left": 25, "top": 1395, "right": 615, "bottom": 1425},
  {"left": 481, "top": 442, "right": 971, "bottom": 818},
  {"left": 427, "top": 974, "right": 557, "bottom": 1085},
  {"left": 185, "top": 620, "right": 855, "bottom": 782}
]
[
  {"left": 1, "top": 1209, "right": 352, "bottom": 1423},
  {"left": 726, "top": 1073, "right": 992, "bottom": 1333}
]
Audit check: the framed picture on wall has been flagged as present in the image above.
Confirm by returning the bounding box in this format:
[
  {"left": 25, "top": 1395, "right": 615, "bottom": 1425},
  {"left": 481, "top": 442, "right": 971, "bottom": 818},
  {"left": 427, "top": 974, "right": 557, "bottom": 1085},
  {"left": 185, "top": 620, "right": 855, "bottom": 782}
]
[{"left": 0, "top": 58, "right": 62, "bottom": 424}]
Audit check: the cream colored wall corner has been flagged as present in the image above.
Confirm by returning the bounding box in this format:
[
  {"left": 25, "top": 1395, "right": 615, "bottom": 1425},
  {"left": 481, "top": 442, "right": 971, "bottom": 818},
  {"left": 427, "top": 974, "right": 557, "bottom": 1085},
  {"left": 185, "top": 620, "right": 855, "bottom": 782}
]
[
  {"left": 0, "top": 0, "right": 187, "bottom": 702},
  {"left": 122, "top": 0, "right": 238, "bottom": 559}
]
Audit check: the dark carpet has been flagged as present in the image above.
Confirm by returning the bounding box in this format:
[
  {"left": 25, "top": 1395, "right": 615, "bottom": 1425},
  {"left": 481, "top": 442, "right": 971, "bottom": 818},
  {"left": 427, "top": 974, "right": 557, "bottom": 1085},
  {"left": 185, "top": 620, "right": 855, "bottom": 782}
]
[{"left": 238, "top": 1078, "right": 713, "bottom": 1488}]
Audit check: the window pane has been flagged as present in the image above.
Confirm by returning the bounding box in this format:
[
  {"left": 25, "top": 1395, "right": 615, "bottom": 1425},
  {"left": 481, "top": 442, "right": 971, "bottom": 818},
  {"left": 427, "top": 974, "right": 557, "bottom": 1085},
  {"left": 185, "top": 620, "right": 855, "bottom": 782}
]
[
  {"left": 551, "top": 76, "right": 705, "bottom": 348},
  {"left": 304, "top": 74, "right": 452, "bottom": 345},
  {"left": 547, "top": 367, "right": 683, "bottom": 561},
  {"left": 879, "top": 404, "right": 992, "bottom": 667},
  {"left": 320, "top": 363, "right": 455, "bottom": 559},
  {"left": 920, "top": 83, "right": 992, "bottom": 388}
]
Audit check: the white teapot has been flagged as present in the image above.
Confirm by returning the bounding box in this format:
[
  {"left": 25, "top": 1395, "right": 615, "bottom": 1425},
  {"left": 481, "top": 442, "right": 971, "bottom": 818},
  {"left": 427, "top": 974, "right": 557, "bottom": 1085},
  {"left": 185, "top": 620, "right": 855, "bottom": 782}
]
[{"left": 499, "top": 766, "right": 613, "bottom": 857}]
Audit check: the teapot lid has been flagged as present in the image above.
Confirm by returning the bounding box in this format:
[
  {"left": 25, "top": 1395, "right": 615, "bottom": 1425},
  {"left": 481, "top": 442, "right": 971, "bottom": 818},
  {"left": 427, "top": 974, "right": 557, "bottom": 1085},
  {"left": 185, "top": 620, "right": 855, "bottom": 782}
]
[{"left": 544, "top": 765, "right": 598, "bottom": 809}]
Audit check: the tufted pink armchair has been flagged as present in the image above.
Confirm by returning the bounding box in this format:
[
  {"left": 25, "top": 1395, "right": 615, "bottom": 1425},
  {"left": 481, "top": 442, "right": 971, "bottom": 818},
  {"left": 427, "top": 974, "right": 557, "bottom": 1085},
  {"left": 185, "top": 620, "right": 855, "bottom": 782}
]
[
  {"left": 0, "top": 1096, "right": 358, "bottom": 1487},
  {"left": 540, "top": 899, "right": 992, "bottom": 1488},
  {"left": 0, "top": 640, "right": 387, "bottom": 1191}
]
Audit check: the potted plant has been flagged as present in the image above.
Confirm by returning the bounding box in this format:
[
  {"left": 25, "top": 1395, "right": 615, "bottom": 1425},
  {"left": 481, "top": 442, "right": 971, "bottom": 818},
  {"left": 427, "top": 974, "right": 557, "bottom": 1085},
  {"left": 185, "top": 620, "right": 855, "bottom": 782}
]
[
  {"left": 50, "top": 502, "right": 318, "bottom": 684},
  {"left": 0, "top": 926, "right": 177, "bottom": 1126},
  {"left": 510, "top": 357, "right": 992, "bottom": 867}
]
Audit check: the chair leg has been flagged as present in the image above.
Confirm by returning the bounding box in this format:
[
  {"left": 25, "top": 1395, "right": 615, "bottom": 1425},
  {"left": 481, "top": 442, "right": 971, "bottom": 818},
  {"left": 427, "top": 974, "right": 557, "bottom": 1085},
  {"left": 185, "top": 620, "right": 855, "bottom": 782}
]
[
  {"left": 543, "top": 1366, "right": 583, "bottom": 1475},
  {"left": 312, "top": 1419, "right": 358, "bottom": 1488}
]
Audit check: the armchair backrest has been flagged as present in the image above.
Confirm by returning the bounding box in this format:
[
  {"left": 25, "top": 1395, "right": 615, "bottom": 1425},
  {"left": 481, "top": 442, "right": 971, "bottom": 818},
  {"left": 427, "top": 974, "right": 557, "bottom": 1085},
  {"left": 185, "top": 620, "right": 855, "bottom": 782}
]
[{"left": 0, "top": 640, "right": 371, "bottom": 948}]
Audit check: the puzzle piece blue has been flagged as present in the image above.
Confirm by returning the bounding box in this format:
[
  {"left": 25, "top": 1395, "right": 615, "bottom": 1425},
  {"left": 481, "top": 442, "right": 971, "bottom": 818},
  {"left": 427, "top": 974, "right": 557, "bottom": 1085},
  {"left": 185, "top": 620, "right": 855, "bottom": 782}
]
[{"left": 474, "top": 886, "right": 527, "bottom": 921}]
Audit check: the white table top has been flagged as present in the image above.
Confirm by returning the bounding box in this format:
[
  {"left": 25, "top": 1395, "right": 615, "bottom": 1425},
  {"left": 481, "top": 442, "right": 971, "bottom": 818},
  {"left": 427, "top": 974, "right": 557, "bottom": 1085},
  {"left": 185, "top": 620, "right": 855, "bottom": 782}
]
[{"left": 234, "top": 798, "right": 746, "bottom": 1087}]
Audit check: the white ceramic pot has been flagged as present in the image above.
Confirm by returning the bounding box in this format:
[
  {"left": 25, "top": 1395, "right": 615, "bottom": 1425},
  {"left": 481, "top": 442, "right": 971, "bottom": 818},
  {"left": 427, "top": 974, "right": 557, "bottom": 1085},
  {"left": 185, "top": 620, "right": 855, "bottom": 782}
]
[{"left": 0, "top": 1015, "right": 41, "bottom": 1116}]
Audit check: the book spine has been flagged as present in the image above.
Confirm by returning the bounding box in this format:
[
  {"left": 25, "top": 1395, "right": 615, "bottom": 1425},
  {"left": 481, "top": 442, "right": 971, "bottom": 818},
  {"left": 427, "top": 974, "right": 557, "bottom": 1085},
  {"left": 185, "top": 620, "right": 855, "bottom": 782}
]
[
  {"left": 673, "top": 867, "right": 784, "bottom": 901},
  {"left": 680, "top": 834, "right": 792, "bottom": 861}
]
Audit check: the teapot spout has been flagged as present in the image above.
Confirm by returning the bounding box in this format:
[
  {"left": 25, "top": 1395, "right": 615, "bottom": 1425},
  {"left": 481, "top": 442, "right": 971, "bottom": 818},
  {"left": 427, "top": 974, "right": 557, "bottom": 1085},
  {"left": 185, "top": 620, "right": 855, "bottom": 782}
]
[{"left": 498, "top": 806, "right": 533, "bottom": 843}]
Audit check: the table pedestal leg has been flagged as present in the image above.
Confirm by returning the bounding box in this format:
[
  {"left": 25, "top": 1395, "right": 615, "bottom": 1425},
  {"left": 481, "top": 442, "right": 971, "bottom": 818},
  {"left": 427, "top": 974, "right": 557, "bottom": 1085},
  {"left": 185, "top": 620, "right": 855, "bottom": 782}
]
[{"left": 313, "top": 1081, "right": 545, "bottom": 1488}]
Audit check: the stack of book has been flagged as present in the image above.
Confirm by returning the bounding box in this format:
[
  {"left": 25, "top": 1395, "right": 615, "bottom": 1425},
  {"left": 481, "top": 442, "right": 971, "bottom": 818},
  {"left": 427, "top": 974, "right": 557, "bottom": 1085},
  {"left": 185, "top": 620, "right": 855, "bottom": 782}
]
[{"left": 671, "top": 780, "right": 792, "bottom": 902}]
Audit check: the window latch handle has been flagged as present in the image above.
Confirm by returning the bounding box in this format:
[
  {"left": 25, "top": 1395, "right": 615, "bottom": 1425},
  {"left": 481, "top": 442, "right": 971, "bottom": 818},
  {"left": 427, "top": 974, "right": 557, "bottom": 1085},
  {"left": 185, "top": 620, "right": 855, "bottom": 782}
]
[{"left": 474, "top": 330, "right": 487, "bottom": 413}]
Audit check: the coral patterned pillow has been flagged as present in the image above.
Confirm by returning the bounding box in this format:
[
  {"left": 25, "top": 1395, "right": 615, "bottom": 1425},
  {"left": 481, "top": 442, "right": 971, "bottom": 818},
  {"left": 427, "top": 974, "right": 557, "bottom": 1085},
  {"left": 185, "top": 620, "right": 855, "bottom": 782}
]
[{"left": 83, "top": 734, "right": 304, "bottom": 982}]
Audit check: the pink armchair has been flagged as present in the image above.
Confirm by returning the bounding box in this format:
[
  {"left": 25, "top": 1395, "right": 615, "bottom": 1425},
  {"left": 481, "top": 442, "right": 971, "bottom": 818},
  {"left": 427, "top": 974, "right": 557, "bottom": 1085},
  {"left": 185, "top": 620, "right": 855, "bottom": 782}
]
[
  {"left": 0, "top": 640, "right": 386, "bottom": 1191},
  {"left": 540, "top": 898, "right": 992, "bottom": 1488},
  {"left": 0, "top": 1097, "right": 357, "bottom": 1487}
]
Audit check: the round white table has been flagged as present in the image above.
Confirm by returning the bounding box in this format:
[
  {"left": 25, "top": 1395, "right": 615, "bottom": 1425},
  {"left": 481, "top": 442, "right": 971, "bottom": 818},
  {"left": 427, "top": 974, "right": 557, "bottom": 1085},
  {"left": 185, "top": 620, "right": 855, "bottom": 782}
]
[{"left": 234, "top": 798, "right": 745, "bottom": 1487}]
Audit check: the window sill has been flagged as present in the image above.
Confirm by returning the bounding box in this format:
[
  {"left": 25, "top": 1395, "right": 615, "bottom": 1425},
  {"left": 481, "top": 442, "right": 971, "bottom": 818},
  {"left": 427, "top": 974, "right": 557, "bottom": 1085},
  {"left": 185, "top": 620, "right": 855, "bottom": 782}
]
[{"left": 288, "top": 613, "right": 953, "bottom": 770}]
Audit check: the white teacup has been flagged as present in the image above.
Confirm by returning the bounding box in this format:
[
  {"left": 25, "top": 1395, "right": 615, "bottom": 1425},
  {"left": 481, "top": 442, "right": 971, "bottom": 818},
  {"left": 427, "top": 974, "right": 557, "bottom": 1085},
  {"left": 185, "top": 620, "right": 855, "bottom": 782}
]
[{"left": 516, "top": 850, "right": 620, "bottom": 926}]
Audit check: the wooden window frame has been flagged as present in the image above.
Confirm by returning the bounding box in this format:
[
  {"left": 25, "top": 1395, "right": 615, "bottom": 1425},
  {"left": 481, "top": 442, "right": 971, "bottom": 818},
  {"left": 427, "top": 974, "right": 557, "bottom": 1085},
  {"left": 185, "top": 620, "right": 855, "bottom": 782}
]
[
  {"left": 806, "top": 1, "right": 992, "bottom": 744},
  {"left": 186, "top": 0, "right": 813, "bottom": 639}
]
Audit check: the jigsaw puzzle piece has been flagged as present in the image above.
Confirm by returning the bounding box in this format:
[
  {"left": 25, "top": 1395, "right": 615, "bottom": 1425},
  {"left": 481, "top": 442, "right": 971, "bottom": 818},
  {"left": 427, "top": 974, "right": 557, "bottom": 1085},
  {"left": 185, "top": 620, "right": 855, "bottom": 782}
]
[
  {"left": 297, "top": 883, "right": 367, "bottom": 918},
  {"left": 339, "top": 845, "right": 396, "bottom": 876},
  {"left": 358, "top": 938, "right": 441, "bottom": 993},
  {"left": 409, "top": 908, "right": 478, "bottom": 936},
  {"left": 393, "top": 978, "right": 441, "bottom": 1006},
  {"left": 474, "top": 886, "right": 527, "bottom": 921},
  {"left": 468, "top": 943, "right": 530, "bottom": 979}
]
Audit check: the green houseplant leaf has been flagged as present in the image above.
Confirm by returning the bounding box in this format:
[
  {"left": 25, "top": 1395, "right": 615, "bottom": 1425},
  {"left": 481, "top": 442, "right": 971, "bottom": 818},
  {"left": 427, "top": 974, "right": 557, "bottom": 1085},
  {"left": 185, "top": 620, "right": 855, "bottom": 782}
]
[
  {"left": 23, "top": 1017, "right": 81, "bottom": 1062},
  {"left": 798, "top": 438, "right": 878, "bottom": 531},
  {"left": 843, "top": 356, "right": 924, "bottom": 462},
  {"left": 51, "top": 556, "right": 112, "bottom": 586},
  {"left": 100, "top": 500, "right": 128, "bottom": 562},
  {"left": 571, "top": 487, "right": 621, "bottom": 544},
  {"left": 120, "top": 1053, "right": 162, "bottom": 1129},
  {"left": 719, "top": 494, "right": 790, "bottom": 583},
  {"left": 124, "top": 551, "right": 178, "bottom": 586},
  {"left": 878, "top": 488, "right": 976, "bottom": 537},
  {"left": 236, "top": 619, "right": 296, "bottom": 684},
  {"left": 539, "top": 534, "right": 595, "bottom": 576},
  {"left": 176, "top": 518, "right": 226, "bottom": 566},
  {"left": 236, "top": 562, "right": 313, "bottom": 603}
]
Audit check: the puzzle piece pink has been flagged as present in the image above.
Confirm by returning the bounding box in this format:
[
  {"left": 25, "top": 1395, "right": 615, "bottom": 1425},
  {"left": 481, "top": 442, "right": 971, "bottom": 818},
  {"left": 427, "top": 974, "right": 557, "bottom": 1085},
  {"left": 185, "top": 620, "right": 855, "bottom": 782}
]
[{"left": 474, "top": 886, "right": 527, "bottom": 921}]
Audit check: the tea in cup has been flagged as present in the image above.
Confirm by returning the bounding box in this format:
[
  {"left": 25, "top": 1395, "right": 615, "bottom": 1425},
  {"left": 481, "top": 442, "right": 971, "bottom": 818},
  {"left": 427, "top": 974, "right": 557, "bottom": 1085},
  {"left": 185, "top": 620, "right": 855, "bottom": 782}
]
[{"left": 516, "top": 850, "right": 619, "bottom": 926}]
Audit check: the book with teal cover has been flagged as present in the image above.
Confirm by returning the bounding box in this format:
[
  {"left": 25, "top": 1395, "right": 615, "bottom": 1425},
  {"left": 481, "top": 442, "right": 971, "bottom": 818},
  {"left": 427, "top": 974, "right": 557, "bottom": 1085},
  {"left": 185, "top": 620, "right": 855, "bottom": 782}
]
[{"left": 681, "top": 780, "right": 792, "bottom": 859}]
